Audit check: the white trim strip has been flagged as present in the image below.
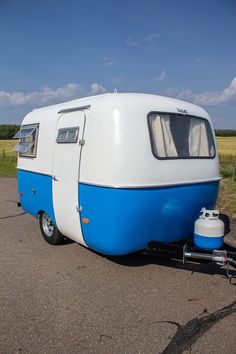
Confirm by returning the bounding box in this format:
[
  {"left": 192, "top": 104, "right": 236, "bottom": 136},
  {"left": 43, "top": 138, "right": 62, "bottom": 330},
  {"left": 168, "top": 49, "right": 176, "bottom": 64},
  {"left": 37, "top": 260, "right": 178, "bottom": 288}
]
[
  {"left": 79, "top": 178, "right": 221, "bottom": 189},
  {"left": 58, "top": 105, "right": 91, "bottom": 114}
]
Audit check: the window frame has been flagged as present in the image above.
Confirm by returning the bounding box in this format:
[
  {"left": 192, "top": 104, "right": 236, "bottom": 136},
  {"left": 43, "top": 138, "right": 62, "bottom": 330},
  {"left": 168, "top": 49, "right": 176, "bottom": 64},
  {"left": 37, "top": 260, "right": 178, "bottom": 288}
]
[
  {"left": 13, "top": 123, "right": 39, "bottom": 158},
  {"left": 56, "top": 126, "right": 79, "bottom": 144},
  {"left": 147, "top": 111, "right": 216, "bottom": 160}
]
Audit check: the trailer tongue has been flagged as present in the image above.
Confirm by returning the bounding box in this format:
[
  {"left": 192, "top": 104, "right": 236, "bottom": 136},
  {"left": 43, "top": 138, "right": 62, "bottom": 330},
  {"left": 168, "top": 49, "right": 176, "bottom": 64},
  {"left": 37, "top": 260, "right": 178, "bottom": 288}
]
[{"left": 147, "top": 241, "right": 236, "bottom": 284}]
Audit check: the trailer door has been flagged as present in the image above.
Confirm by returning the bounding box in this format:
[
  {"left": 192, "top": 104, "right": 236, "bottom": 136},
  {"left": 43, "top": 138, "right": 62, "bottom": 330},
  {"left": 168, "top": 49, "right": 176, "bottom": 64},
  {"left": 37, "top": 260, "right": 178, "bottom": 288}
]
[{"left": 52, "top": 110, "right": 86, "bottom": 245}]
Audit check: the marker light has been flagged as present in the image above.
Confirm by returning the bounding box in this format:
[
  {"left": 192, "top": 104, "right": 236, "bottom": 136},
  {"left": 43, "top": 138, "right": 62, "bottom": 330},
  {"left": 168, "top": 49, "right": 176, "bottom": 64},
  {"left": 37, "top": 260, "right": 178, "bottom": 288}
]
[{"left": 82, "top": 218, "right": 89, "bottom": 224}]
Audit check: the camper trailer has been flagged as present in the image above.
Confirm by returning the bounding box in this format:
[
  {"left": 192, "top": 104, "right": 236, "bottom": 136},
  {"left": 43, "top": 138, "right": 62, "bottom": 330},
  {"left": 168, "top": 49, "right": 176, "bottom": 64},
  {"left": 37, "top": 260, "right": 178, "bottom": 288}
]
[{"left": 14, "top": 93, "right": 220, "bottom": 255}]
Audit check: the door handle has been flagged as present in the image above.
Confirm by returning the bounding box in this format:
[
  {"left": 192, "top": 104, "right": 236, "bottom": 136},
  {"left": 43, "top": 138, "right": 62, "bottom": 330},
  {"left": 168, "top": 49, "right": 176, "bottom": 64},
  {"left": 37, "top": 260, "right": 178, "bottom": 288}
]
[{"left": 52, "top": 175, "right": 58, "bottom": 181}]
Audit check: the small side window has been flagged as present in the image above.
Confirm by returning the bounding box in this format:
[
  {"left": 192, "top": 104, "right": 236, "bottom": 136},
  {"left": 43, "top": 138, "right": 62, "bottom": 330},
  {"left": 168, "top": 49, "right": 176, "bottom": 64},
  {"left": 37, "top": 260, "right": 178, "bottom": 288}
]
[
  {"left": 13, "top": 124, "right": 39, "bottom": 158},
  {"left": 56, "top": 127, "right": 79, "bottom": 144}
]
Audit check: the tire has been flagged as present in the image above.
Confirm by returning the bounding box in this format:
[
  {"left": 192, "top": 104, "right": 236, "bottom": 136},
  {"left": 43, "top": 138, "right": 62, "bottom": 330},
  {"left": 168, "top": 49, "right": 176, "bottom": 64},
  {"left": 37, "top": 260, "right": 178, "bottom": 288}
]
[{"left": 39, "top": 212, "right": 64, "bottom": 245}]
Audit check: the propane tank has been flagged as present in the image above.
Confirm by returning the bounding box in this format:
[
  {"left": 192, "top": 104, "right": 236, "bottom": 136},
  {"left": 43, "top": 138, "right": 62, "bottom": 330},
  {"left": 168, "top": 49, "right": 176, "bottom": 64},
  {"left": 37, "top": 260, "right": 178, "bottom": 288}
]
[{"left": 194, "top": 208, "right": 225, "bottom": 250}]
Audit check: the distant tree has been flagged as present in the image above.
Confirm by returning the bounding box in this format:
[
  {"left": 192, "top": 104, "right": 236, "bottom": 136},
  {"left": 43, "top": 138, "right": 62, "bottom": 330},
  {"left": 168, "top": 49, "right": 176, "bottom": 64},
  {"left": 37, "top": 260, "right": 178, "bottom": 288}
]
[
  {"left": 215, "top": 129, "right": 236, "bottom": 137},
  {"left": 0, "top": 124, "right": 20, "bottom": 139}
]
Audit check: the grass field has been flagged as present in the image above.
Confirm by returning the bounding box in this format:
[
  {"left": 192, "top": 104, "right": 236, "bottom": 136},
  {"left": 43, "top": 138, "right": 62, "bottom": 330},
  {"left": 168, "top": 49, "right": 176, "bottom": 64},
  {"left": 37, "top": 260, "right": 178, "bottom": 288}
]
[
  {"left": 0, "top": 140, "right": 16, "bottom": 157},
  {"left": 217, "top": 136, "right": 236, "bottom": 168},
  {"left": 217, "top": 136, "right": 236, "bottom": 156},
  {"left": 215, "top": 137, "right": 236, "bottom": 215},
  {"left": 217, "top": 179, "right": 236, "bottom": 216},
  {"left": 0, "top": 140, "right": 17, "bottom": 177},
  {"left": 0, "top": 137, "right": 236, "bottom": 215}
]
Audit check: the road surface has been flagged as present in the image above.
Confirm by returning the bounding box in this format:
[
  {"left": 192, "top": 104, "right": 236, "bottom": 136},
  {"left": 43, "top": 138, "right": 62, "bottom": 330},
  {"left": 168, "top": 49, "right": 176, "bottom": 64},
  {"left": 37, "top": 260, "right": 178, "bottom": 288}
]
[{"left": 0, "top": 177, "right": 235, "bottom": 353}]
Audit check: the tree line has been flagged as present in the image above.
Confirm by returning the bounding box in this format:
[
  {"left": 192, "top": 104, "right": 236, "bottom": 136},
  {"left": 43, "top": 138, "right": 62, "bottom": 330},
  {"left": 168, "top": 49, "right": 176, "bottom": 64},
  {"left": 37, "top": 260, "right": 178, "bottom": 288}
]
[
  {"left": 0, "top": 125, "right": 20, "bottom": 139},
  {"left": 214, "top": 129, "right": 236, "bottom": 137}
]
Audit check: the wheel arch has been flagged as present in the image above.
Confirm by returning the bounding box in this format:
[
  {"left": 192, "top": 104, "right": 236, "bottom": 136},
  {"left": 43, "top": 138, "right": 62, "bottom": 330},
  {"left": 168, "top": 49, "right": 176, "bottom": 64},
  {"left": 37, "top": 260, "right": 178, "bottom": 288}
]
[{"left": 37, "top": 210, "right": 44, "bottom": 218}]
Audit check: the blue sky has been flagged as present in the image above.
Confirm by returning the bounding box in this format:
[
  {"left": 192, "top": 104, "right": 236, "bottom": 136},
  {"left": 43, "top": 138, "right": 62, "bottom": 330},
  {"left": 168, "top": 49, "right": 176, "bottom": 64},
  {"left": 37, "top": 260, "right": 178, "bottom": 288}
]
[{"left": 0, "top": 0, "right": 236, "bottom": 128}]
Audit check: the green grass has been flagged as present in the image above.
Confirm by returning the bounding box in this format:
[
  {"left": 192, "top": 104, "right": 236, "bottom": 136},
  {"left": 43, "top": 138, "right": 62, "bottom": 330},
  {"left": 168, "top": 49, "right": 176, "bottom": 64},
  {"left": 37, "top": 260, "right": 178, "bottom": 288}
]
[
  {"left": 0, "top": 156, "right": 17, "bottom": 177},
  {"left": 217, "top": 179, "right": 236, "bottom": 216},
  {"left": 0, "top": 140, "right": 17, "bottom": 177},
  {"left": 220, "top": 163, "right": 236, "bottom": 179},
  {"left": 0, "top": 139, "right": 16, "bottom": 157}
]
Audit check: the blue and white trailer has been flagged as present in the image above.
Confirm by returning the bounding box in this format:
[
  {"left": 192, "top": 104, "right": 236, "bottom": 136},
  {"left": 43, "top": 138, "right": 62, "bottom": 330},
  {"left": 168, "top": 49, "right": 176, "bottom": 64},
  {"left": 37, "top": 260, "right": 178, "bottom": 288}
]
[{"left": 14, "top": 93, "right": 220, "bottom": 255}]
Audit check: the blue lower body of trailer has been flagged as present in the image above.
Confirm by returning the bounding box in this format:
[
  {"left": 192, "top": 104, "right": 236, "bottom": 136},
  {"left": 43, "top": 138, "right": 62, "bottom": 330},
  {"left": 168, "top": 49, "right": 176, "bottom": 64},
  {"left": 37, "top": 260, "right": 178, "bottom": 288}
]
[
  {"left": 17, "top": 169, "right": 219, "bottom": 256},
  {"left": 79, "top": 181, "right": 219, "bottom": 255},
  {"left": 18, "top": 169, "right": 56, "bottom": 223}
]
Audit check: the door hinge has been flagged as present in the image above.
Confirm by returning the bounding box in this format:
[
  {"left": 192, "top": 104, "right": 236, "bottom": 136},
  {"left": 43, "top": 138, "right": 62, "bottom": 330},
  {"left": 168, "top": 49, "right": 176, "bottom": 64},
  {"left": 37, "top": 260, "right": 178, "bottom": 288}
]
[{"left": 79, "top": 139, "right": 85, "bottom": 146}]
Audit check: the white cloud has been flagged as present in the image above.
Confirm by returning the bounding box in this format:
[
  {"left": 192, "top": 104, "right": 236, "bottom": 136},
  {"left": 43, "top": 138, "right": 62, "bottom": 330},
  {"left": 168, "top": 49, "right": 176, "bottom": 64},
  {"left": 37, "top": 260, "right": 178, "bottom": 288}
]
[
  {"left": 175, "top": 89, "right": 195, "bottom": 100},
  {"left": 146, "top": 32, "right": 161, "bottom": 42},
  {"left": 178, "top": 76, "right": 236, "bottom": 106},
  {"left": 103, "top": 56, "right": 116, "bottom": 67},
  {"left": 165, "top": 76, "right": 236, "bottom": 106},
  {"left": 89, "top": 82, "right": 107, "bottom": 95},
  {"left": 153, "top": 70, "right": 166, "bottom": 81},
  {"left": 126, "top": 37, "right": 141, "bottom": 48},
  {"left": 153, "top": 70, "right": 166, "bottom": 82},
  {"left": 0, "top": 83, "right": 84, "bottom": 107},
  {"left": 0, "top": 82, "right": 109, "bottom": 108},
  {"left": 146, "top": 32, "right": 161, "bottom": 51},
  {"left": 127, "top": 33, "right": 160, "bottom": 51},
  {"left": 164, "top": 88, "right": 179, "bottom": 97},
  {"left": 110, "top": 77, "right": 123, "bottom": 86}
]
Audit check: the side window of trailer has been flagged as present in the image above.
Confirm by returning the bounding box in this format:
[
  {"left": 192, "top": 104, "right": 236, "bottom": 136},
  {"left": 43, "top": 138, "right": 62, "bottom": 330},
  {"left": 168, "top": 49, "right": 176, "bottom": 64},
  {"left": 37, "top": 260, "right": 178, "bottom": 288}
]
[
  {"left": 13, "top": 124, "right": 39, "bottom": 158},
  {"left": 56, "top": 127, "right": 79, "bottom": 143},
  {"left": 148, "top": 113, "right": 215, "bottom": 159}
]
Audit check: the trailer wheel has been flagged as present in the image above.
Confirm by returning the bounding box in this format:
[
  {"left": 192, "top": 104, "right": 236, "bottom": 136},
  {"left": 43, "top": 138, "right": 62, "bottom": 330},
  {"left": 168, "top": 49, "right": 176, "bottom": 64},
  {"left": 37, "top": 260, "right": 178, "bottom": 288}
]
[{"left": 39, "top": 212, "right": 64, "bottom": 245}]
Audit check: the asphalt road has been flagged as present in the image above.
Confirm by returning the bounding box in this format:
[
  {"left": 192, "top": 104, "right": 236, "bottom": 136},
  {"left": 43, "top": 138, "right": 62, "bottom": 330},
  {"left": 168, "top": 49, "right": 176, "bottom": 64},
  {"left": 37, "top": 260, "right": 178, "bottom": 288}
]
[{"left": 0, "top": 177, "right": 236, "bottom": 354}]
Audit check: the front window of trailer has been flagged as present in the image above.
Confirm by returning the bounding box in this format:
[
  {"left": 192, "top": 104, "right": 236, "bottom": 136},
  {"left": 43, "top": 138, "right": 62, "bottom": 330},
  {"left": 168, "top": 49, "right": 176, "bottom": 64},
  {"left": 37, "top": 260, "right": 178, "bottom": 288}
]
[
  {"left": 13, "top": 124, "right": 39, "bottom": 157},
  {"left": 148, "top": 113, "right": 215, "bottom": 159}
]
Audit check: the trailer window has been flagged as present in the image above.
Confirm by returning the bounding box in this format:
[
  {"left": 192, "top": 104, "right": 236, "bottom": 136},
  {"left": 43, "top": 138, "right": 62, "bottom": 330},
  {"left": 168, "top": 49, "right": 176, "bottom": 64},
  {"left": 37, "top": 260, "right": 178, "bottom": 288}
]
[
  {"left": 13, "top": 124, "right": 39, "bottom": 157},
  {"left": 56, "top": 127, "right": 79, "bottom": 143},
  {"left": 148, "top": 113, "right": 215, "bottom": 159}
]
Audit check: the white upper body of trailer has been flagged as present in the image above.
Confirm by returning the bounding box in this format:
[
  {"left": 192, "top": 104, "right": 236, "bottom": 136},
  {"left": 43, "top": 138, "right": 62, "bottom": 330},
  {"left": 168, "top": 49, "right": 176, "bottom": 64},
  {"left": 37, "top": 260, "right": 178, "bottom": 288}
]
[{"left": 18, "top": 92, "right": 219, "bottom": 188}]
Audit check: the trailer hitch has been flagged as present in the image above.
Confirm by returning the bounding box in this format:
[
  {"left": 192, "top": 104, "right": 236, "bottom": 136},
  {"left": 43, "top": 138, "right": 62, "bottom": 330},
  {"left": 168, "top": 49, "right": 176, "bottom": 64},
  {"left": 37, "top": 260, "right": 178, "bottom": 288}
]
[
  {"left": 182, "top": 245, "right": 236, "bottom": 284},
  {"left": 147, "top": 241, "right": 236, "bottom": 284}
]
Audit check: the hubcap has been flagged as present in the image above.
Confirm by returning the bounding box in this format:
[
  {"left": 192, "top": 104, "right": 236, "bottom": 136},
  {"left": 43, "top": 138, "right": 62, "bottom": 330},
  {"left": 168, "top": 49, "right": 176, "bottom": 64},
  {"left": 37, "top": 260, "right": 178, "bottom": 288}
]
[{"left": 42, "top": 213, "right": 55, "bottom": 237}]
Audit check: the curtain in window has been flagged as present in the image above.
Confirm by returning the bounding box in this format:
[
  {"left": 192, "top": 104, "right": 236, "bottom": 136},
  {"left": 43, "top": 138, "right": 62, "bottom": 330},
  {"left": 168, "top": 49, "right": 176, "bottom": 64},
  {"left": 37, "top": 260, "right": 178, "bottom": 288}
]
[
  {"left": 188, "top": 118, "right": 209, "bottom": 156},
  {"left": 151, "top": 115, "right": 177, "bottom": 157}
]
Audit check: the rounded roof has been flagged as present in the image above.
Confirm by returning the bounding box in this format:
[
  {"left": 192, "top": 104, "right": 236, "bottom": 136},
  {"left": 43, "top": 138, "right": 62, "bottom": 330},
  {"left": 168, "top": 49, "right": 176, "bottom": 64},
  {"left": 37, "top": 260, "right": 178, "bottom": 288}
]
[{"left": 32, "top": 92, "right": 210, "bottom": 119}]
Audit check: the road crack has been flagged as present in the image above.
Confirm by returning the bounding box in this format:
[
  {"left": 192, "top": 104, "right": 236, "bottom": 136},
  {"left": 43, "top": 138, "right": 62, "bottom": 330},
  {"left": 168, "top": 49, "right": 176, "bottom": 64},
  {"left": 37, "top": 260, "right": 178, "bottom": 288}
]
[
  {"left": 0, "top": 212, "right": 26, "bottom": 220},
  {"left": 161, "top": 300, "right": 236, "bottom": 354}
]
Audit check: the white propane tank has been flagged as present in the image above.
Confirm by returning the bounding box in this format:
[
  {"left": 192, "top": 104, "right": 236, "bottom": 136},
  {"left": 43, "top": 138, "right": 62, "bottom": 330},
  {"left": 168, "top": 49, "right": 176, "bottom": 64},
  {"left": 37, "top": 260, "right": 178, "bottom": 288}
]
[{"left": 194, "top": 208, "right": 225, "bottom": 250}]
